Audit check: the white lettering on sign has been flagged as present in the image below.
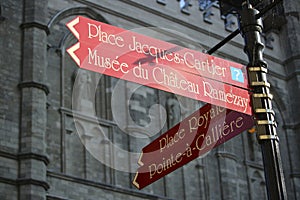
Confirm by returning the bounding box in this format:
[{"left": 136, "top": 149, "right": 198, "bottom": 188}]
[
  {"left": 88, "top": 23, "right": 125, "bottom": 47},
  {"left": 183, "top": 52, "right": 226, "bottom": 77},
  {"left": 195, "top": 116, "right": 244, "bottom": 151},
  {"left": 88, "top": 48, "right": 129, "bottom": 73},
  {"left": 203, "top": 81, "right": 249, "bottom": 112},
  {"left": 148, "top": 152, "right": 183, "bottom": 179},
  {"left": 188, "top": 106, "right": 226, "bottom": 133},
  {"left": 128, "top": 36, "right": 182, "bottom": 64},
  {"left": 159, "top": 129, "right": 186, "bottom": 153},
  {"left": 153, "top": 67, "right": 200, "bottom": 95}
]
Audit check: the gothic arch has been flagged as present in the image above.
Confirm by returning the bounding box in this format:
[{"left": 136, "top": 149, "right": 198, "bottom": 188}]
[
  {"left": 47, "top": 6, "right": 109, "bottom": 50},
  {"left": 251, "top": 170, "right": 264, "bottom": 181},
  {"left": 46, "top": 6, "right": 111, "bottom": 111},
  {"left": 45, "top": 6, "right": 111, "bottom": 174},
  {"left": 47, "top": 6, "right": 109, "bottom": 32},
  {"left": 75, "top": 121, "right": 85, "bottom": 133},
  {"left": 250, "top": 170, "right": 267, "bottom": 199}
]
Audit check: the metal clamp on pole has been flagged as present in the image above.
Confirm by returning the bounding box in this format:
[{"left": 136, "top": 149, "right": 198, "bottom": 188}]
[
  {"left": 258, "top": 134, "right": 279, "bottom": 142},
  {"left": 250, "top": 81, "right": 271, "bottom": 88},
  {"left": 253, "top": 93, "right": 274, "bottom": 100},
  {"left": 255, "top": 108, "right": 275, "bottom": 116},
  {"left": 256, "top": 119, "right": 277, "bottom": 127},
  {"left": 248, "top": 66, "right": 268, "bottom": 73}
]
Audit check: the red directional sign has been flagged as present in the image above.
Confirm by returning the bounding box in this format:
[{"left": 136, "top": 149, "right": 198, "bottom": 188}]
[
  {"left": 132, "top": 104, "right": 254, "bottom": 189},
  {"left": 67, "top": 16, "right": 249, "bottom": 88},
  {"left": 66, "top": 16, "right": 252, "bottom": 115}
]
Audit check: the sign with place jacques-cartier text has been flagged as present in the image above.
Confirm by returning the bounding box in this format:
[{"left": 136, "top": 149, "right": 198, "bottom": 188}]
[
  {"left": 132, "top": 103, "right": 254, "bottom": 189},
  {"left": 66, "top": 16, "right": 252, "bottom": 115}
]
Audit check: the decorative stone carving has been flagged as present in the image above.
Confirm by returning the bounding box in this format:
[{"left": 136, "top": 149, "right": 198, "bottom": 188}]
[
  {"left": 223, "top": 13, "right": 236, "bottom": 32},
  {"left": 166, "top": 98, "right": 181, "bottom": 128},
  {"left": 74, "top": 70, "right": 94, "bottom": 114},
  {"left": 179, "top": 0, "right": 192, "bottom": 15},
  {"left": 264, "top": 32, "right": 275, "bottom": 49},
  {"left": 202, "top": 1, "right": 219, "bottom": 24}
]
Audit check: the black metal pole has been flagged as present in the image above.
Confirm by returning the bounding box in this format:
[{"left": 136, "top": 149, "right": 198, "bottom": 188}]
[
  {"left": 238, "top": 3, "right": 287, "bottom": 199},
  {"left": 207, "top": 0, "right": 282, "bottom": 55}
]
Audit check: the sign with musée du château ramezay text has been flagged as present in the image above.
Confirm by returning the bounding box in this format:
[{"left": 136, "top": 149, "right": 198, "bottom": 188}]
[{"left": 66, "top": 16, "right": 252, "bottom": 115}]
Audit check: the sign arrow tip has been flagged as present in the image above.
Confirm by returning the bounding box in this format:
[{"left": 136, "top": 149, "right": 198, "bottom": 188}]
[
  {"left": 137, "top": 152, "right": 144, "bottom": 166},
  {"left": 67, "top": 16, "right": 80, "bottom": 40},
  {"left": 67, "top": 42, "right": 81, "bottom": 66},
  {"left": 132, "top": 172, "right": 140, "bottom": 189}
]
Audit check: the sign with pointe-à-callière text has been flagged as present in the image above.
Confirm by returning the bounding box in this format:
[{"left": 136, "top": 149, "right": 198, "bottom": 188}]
[
  {"left": 66, "top": 16, "right": 252, "bottom": 115},
  {"left": 132, "top": 104, "right": 254, "bottom": 189}
]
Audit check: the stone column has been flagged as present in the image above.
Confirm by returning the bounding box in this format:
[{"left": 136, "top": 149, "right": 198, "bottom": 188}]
[
  {"left": 282, "top": 0, "right": 300, "bottom": 199},
  {"left": 18, "top": 0, "right": 49, "bottom": 199},
  {"left": 216, "top": 147, "right": 239, "bottom": 200}
]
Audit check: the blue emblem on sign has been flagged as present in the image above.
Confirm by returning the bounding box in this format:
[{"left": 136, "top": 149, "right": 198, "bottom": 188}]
[{"left": 230, "top": 67, "right": 244, "bottom": 83}]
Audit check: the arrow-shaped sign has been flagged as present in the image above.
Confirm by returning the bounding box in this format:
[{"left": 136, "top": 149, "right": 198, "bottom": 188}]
[
  {"left": 66, "top": 16, "right": 250, "bottom": 90},
  {"left": 66, "top": 16, "right": 253, "bottom": 115},
  {"left": 67, "top": 42, "right": 80, "bottom": 66},
  {"left": 132, "top": 104, "right": 254, "bottom": 189},
  {"left": 66, "top": 16, "right": 80, "bottom": 40},
  {"left": 137, "top": 103, "right": 214, "bottom": 166}
]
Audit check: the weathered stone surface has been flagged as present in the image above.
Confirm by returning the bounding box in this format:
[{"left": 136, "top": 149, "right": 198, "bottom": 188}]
[{"left": 0, "top": 0, "right": 299, "bottom": 199}]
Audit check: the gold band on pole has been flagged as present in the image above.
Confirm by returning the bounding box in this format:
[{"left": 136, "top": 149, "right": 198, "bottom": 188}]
[
  {"left": 258, "top": 134, "right": 279, "bottom": 141},
  {"left": 257, "top": 120, "right": 277, "bottom": 127},
  {"left": 253, "top": 93, "right": 273, "bottom": 99},
  {"left": 251, "top": 81, "right": 271, "bottom": 87},
  {"left": 248, "top": 66, "right": 268, "bottom": 73},
  {"left": 255, "top": 108, "right": 275, "bottom": 115}
]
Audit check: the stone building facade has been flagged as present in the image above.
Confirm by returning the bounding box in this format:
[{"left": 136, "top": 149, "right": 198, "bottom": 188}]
[{"left": 0, "top": 0, "right": 299, "bottom": 199}]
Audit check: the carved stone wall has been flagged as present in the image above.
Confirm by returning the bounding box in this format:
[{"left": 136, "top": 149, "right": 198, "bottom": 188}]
[{"left": 0, "top": 0, "right": 298, "bottom": 200}]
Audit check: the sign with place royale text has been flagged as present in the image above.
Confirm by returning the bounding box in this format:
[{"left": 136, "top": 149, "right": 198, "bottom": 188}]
[
  {"left": 132, "top": 104, "right": 254, "bottom": 189},
  {"left": 66, "top": 16, "right": 252, "bottom": 115}
]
